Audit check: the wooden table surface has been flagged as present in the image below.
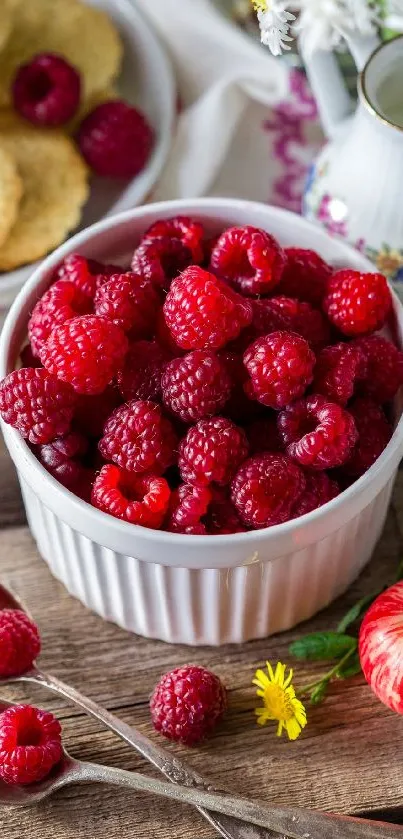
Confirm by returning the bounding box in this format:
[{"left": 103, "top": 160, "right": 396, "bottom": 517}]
[{"left": 1, "top": 433, "right": 403, "bottom": 839}]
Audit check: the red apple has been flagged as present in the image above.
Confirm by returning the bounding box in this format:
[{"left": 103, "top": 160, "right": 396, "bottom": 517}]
[{"left": 359, "top": 581, "right": 403, "bottom": 714}]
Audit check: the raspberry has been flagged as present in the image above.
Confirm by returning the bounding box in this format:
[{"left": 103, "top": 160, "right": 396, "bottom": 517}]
[
  {"left": 94, "top": 272, "right": 159, "bottom": 337},
  {"left": 278, "top": 395, "right": 358, "bottom": 470},
  {"left": 12, "top": 53, "right": 80, "bottom": 126},
  {"left": 353, "top": 335, "right": 403, "bottom": 403},
  {"left": 252, "top": 297, "right": 331, "bottom": 350},
  {"left": 99, "top": 400, "right": 177, "bottom": 474},
  {"left": 142, "top": 216, "right": 205, "bottom": 263},
  {"left": 219, "top": 351, "right": 263, "bottom": 423},
  {"left": 312, "top": 342, "right": 366, "bottom": 406},
  {"left": 92, "top": 465, "right": 170, "bottom": 528},
  {"left": 154, "top": 309, "right": 184, "bottom": 356},
  {"left": 150, "top": 665, "right": 227, "bottom": 745},
  {"left": 77, "top": 100, "right": 154, "bottom": 178},
  {"left": 19, "top": 344, "right": 42, "bottom": 369},
  {"left": 277, "top": 248, "right": 332, "bottom": 305},
  {"left": 74, "top": 385, "right": 122, "bottom": 438},
  {"left": 39, "top": 315, "right": 128, "bottom": 395},
  {"left": 243, "top": 331, "right": 315, "bottom": 409},
  {"left": 246, "top": 415, "right": 283, "bottom": 454},
  {"left": 0, "top": 705, "right": 62, "bottom": 785},
  {"left": 178, "top": 417, "right": 249, "bottom": 486},
  {"left": 131, "top": 237, "right": 193, "bottom": 292},
  {"left": 292, "top": 472, "right": 339, "bottom": 519},
  {"left": 37, "top": 431, "right": 89, "bottom": 492},
  {"left": 117, "top": 341, "right": 168, "bottom": 402},
  {"left": 342, "top": 397, "right": 392, "bottom": 478},
  {"left": 28, "top": 280, "right": 92, "bottom": 357},
  {"left": 161, "top": 351, "right": 231, "bottom": 423},
  {"left": 163, "top": 267, "right": 252, "bottom": 351},
  {"left": 231, "top": 453, "right": 305, "bottom": 529},
  {"left": 0, "top": 368, "right": 76, "bottom": 445},
  {"left": 55, "top": 253, "right": 120, "bottom": 299},
  {"left": 0, "top": 610, "right": 41, "bottom": 677},
  {"left": 210, "top": 225, "right": 285, "bottom": 296},
  {"left": 323, "top": 270, "right": 392, "bottom": 336},
  {"left": 205, "top": 488, "right": 246, "bottom": 534},
  {"left": 165, "top": 483, "right": 212, "bottom": 534}
]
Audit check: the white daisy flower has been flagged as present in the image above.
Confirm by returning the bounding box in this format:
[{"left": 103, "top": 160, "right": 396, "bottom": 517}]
[
  {"left": 252, "top": 1, "right": 296, "bottom": 55},
  {"left": 384, "top": 0, "right": 403, "bottom": 30},
  {"left": 346, "top": 0, "right": 381, "bottom": 36},
  {"left": 292, "top": 0, "right": 347, "bottom": 57}
]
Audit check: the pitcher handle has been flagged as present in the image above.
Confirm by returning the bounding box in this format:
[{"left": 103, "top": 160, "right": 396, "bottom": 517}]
[{"left": 300, "top": 47, "right": 352, "bottom": 139}]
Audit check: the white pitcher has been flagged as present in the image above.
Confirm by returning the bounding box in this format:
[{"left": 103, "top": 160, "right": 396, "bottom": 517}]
[{"left": 302, "top": 34, "right": 403, "bottom": 286}]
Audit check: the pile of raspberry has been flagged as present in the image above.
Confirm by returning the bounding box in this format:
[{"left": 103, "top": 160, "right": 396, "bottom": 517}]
[{"left": 1, "top": 217, "right": 402, "bottom": 535}]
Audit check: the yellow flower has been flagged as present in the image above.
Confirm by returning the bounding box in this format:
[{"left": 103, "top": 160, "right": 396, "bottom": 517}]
[
  {"left": 253, "top": 661, "right": 307, "bottom": 741},
  {"left": 375, "top": 249, "right": 403, "bottom": 277},
  {"left": 251, "top": 0, "right": 269, "bottom": 12}
]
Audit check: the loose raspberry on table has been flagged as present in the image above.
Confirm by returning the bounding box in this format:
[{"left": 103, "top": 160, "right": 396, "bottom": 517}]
[
  {"left": 163, "top": 267, "right": 252, "bottom": 351},
  {"left": 0, "top": 705, "right": 62, "bottom": 785},
  {"left": 77, "top": 100, "right": 154, "bottom": 178},
  {"left": 165, "top": 483, "right": 212, "bottom": 534},
  {"left": 0, "top": 610, "right": 41, "bottom": 677},
  {"left": 28, "top": 280, "right": 92, "bottom": 357},
  {"left": 54, "top": 253, "right": 120, "bottom": 299},
  {"left": 37, "top": 431, "right": 89, "bottom": 492},
  {"left": 74, "top": 385, "right": 122, "bottom": 438},
  {"left": 323, "top": 269, "right": 392, "bottom": 336},
  {"left": 178, "top": 417, "right": 249, "bottom": 487},
  {"left": 12, "top": 53, "right": 80, "bottom": 126},
  {"left": 210, "top": 225, "right": 285, "bottom": 296},
  {"left": 252, "top": 297, "right": 331, "bottom": 351},
  {"left": 131, "top": 237, "right": 193, "bottom": 292},
  {"left": 39, "top": 315, "right": 128, "bottom": 395},
  {"left": 150, "top": 665, "right": 227, "bottom": 745},
  {"left": 342, "top": 397, "right": 392, "bottom": 478},
  {"left": 205, "top": 488, "right": 246, "bottom": 534},
  {"left": 231, "top": 453, "right": 305, "bottom": 529},
  {"left": 278, "top": 395, "right": 358, "bottom": 470},
  {"left": 0, "top": 368, "right": 76, "bottom": 445},
  {"left": 276, "top": 247, "right": 332, "bottom": 305},
  {"left": 141, "top": 216, "right": 205, "bottom": 263},
  {"left": 243, "top": 331, "right": 315, "bottom": 409},
  {"left": 312, "top": 342, "right": 366, "bottom": 406},
  {"left": 246, "top": 415, "right": 283, "bottom": 454},
  {"left": 353, "top": 335, "right": 403, "bottom": 403},
  {"left": 99, "top": 400, "right": 177, "bottom": 474},
  {"left": 292, "top": 472, "right": 340, "bottom": 519},
  {"left": 117, "top": 340, "right": 168, "bottom": 402},
  {"left": 92, "top": 465, "right": 170, "bottom": 528},
  {"left": 94, "top": 272, "right": 159, "bottom": 337},
  {"left": 161, "top": 350, "right": 232, "bottom": 423}
]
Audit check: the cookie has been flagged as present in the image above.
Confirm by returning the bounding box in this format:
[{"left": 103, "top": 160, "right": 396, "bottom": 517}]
[
  {"left": 0, "top": 0, "right": 20, "bottom": 53},
  {"left": 0, "top": 118, "right": 89, "bottom": 270},
  {"left": 0, "top": 0, "right": 122, "bottom": 108},
  {"left": 0, "top": 140, "right": 22, "bottom": 247}
]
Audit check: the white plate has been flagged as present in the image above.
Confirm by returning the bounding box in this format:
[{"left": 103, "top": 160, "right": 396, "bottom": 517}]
[{"left": 0, "top": 0, "right": 175, "bottom": 311}]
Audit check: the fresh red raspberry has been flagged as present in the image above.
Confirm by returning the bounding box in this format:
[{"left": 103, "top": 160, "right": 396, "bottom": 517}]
[
  {"left": 0, "top": 610, "right": 41, "bottom": 677},
  {"left": 131, "top": 237, "right": 193, "bottom": 292},
  {"left": 178, "top": 417, "right": 249, "bottom": 487},
  {"left": 219, "top": 351, "right": 263, "bottom": 423},
  {"left": 74, "top": 385, "right": 122, "bottom": 438},
  {"left": 19, "top": 344, "right": 42, "bottom": 369},
  {"left": 54, "top": 253, "right": 120, "bottom": 299},
  {"left": 37, "top": 431, "right": 89, "bottom": 492},
  {"left": 231, "top": 453, "right": 305, "bottom": 529},
  {"left": 312, "top": 342, "right": 366, "bottom": 406},
  {"left": 92, "top": 465, "right": 170, "bottom": 528},
  {"left": 99, "top": 400, "right": 177, "bottom": 474},
  {"left": 163, "top": 267, "right": 252, "bottom": 351},
  {"left": 210, "top": 225, "right": 285, "bottom": 296},
  {"left": 154, "top": 309, "right": 184, "bottom": 357},
  {"left": 94, "top": 272, "right": 159, "bottom": 337},
  {"left": 277, "top": 248, "right": 332, "bottom": 305},
  {"left": 161, "top": 350, "right": 232, "bottom": 423},
  {"left": 292, "top": 472, "right": 339, "bottom": 519},
  {"left": 243, "top": 331, "right": 315, "bottom": 409},
  {"left": 323, "top": 270, "right": 392, "bottom": 336},
  {"left": 246, "top": 415, "right": 283, "bottom": 454},
  {"left": 77, "top": 100, "right": 154, "bottom": 178},
  {"left": 342, "top": 397, "right": 392, "bottom": 478},
  {"left": 0, "top": 705, "right": 62, "bottom": 785},
  {"left": 12, "top": 53, "right": 80, "bottom": 126},
  {"left": 353, "top": 335, "right": 403, "bottom": 403},
  {"left": 142, "top": 216, "right": 205, "bottom": 263},
  {"left": 278, "top": 395, "right": 358, "bottom": 470},
  {"left": 39, "top": 315, "right": 128, "bottom": 395},
  {"left": 0, "top": 368, "right": 76, "bottom": 445},
  {"left": 117, "top": 341, "right": 168, "bottom": 402},
  {"left": 165, "top": 483, "right": 212, "bottom": 534},
  {"left": 28, "top": 280, "right": 92, "bottom": 357},
  {"left": 205, "top": 488, "right": 246, "bottom": 534},
  {"left": 150, "top": 665, "right": 227, "bottom": 745},
  {"left": 252, "top": 297, "right": 331, "bottom": 351}
]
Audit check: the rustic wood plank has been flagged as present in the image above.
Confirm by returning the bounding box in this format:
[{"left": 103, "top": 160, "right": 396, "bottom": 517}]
[{"left": 0, "top": 434, "right": 25, "bottom": 529}]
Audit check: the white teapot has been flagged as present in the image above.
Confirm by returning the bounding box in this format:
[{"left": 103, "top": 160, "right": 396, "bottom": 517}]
[{"left": 302, "top": 33, "right": 403, "bottom": 286}]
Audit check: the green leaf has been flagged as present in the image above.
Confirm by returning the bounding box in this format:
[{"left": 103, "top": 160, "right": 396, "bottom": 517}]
[
  {"left": 336, "top": 651, "right": 362, "bottom": 680},
  {"left": 310, "top": 682, "right": 328, "bottom": 704},
  {"left": 289, "top": 632, "right": 357, "bottom": 662},
  {"left": 336, "top": 593, "right": 377, "bottom": 634}
]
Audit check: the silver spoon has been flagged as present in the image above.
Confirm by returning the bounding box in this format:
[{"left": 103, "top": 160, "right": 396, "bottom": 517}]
[{"left": 0, "top": 697, "right": 401, "bottom": 839}]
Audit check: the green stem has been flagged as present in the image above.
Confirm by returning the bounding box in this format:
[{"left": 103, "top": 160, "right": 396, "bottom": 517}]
[{"left": 297, "top": 647, "right": 357, "bottom": 697}]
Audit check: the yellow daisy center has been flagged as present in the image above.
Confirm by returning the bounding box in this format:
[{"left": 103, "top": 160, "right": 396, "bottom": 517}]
[
  {"left": 251, "top": 0, "right": 269, "bottom": 12},
  {"left": 263, "top": 683, "right": 296, "bottom": 721}
]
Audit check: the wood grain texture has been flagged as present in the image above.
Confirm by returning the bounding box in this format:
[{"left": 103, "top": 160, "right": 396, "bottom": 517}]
[{"left": 0, "top": 434, "right": 403, "bottom": 838}]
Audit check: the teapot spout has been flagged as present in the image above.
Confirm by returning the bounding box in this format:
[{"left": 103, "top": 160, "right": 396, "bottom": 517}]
[{"left": 340, "top": 30, "right": 381, "bottom": 71}]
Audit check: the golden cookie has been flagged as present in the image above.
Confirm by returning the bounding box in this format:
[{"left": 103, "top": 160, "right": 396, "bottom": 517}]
[
  {"left": 0, "top": 0, "right": 20, "bottom": 53},
  {"left": 0, "top": 0, "right": 122, "bottom": 107},
  {"left": 0, "top": 119, "right": 89, "bottom": 270},
  {"left": 0, "top": 140, "right": 22, "bottom": 247}
]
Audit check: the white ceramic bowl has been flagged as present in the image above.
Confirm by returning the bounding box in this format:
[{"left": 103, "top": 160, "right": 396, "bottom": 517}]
[
  {"left": 2, "top": 198, "right": 403, "bottom": 646},
  {"left": 0, "top": 0, "right": 175, "bottom": 313}
]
